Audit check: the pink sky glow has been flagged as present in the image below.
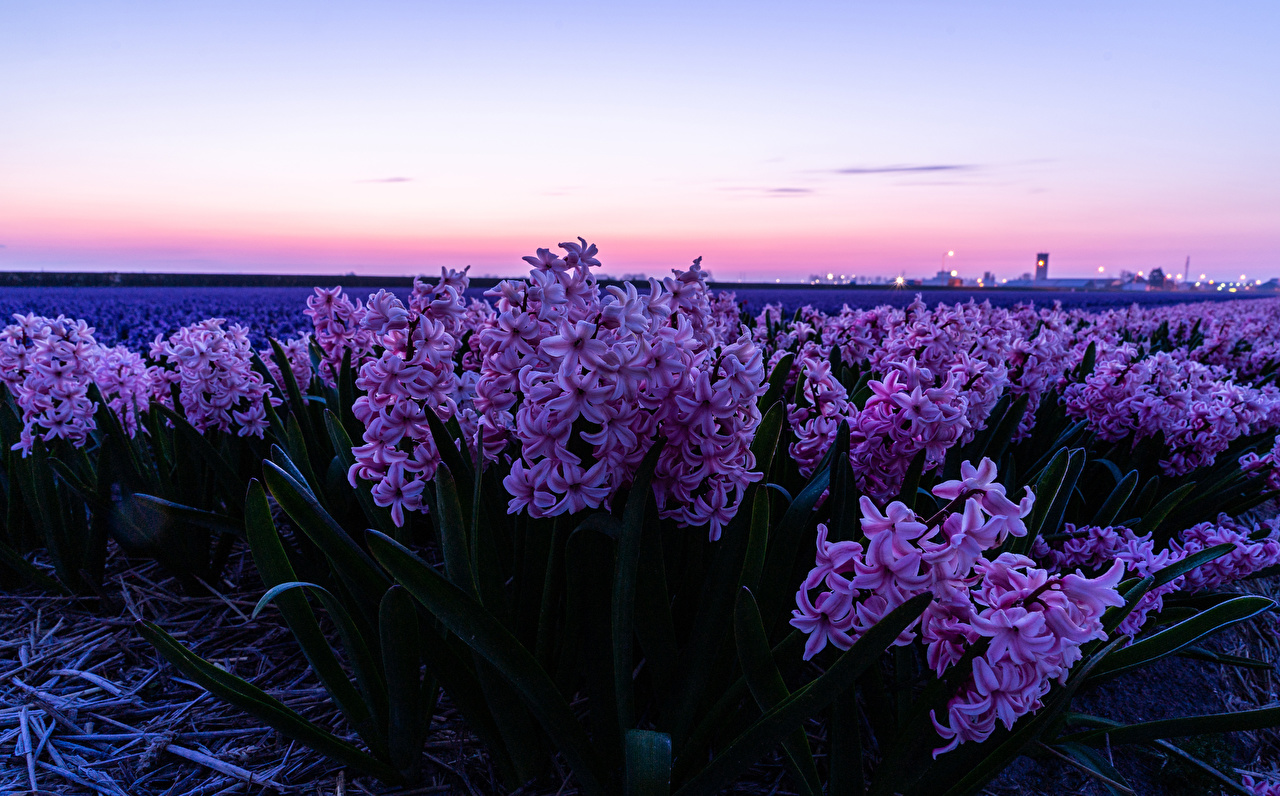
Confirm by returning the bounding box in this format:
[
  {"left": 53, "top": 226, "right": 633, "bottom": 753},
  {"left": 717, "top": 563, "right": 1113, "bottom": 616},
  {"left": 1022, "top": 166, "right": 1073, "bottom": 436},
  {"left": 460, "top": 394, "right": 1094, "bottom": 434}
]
[{"left": 2, "top": 2, "right": 1277, "bottom": 282}]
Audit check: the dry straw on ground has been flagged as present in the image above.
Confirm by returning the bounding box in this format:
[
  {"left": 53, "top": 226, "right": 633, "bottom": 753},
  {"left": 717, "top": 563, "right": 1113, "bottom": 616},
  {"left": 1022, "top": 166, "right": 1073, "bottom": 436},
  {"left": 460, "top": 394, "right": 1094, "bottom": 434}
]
[{"left": 0, "top": 542, "right": 1276, "bottom": 796}]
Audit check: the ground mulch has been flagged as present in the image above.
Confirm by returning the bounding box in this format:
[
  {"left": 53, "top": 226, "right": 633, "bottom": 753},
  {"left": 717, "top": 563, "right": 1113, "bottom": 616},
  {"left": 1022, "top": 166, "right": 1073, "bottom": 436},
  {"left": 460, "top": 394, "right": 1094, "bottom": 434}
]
[{"left": 0, "top": 544, "right": 1276, "bottom": 796}]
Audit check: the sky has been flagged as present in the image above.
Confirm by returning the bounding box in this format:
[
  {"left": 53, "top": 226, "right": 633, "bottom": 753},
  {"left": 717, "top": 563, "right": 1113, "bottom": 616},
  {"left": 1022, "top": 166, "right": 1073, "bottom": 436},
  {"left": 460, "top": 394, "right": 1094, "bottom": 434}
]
[{"left": 1, "top": 1, "right": 1277, "bottom": 282}]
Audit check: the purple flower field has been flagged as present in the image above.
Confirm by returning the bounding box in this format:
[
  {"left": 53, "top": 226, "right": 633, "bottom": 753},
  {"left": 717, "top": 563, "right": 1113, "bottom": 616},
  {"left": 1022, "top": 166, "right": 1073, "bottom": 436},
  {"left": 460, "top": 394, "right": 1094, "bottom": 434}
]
[
  {"left": 4, "top": 243, "right": 1280, "bottom": 795},
  {"left": 1, "top": 283, "right": 1260, "bottom": 348}
]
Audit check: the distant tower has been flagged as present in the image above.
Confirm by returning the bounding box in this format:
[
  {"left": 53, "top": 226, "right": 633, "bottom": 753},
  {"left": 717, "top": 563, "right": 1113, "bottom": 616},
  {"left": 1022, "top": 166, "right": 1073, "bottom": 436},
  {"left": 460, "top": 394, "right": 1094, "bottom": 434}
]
[
  {"left": 1035, "top": 253, "right": 1050, "bottom": 281},
  {"left": 1184, "top": 256, "right": 1190, "bottom": 283}
]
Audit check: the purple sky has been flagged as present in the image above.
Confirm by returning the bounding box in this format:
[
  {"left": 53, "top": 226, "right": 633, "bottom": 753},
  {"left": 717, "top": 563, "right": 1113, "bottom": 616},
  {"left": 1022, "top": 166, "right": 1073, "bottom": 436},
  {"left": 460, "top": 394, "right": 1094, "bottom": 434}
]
[{"left": 1, "top": 1, "right": 1277, "bottom": 281}]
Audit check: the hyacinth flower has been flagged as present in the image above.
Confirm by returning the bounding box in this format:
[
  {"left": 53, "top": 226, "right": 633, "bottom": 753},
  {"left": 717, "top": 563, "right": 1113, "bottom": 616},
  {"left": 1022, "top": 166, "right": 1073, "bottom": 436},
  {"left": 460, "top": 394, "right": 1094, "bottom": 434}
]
[
  {"left": 346, "top": 270, "right": 470, "bottom": 524},
  {"left": 0, "top": 313, "right": 103, "bottom": 454},
  {"left": 352, "top": 239, "right": 769, "bottom": 538},
  {"left": 305, "top": 285, "right": 376, "bottom": 385},
  {"left": 792, "top": 456, "right": 1136, "bottom": 755},
  {"left": 149, "top": 318, "right": 280, "bottom": 438}
]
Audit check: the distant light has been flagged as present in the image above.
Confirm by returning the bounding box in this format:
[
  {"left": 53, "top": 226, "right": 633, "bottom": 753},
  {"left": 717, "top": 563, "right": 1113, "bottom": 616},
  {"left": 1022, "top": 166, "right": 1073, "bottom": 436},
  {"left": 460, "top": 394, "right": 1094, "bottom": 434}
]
[
  {"left": 775, "top": 278, "right": 781, "bottom": 283},
  {"left": 1257, "top": 280, "right": 1263, "bottom": 285},
  {"left": 1241, "top": 274, "right": 1247, "bottom": 281},
  {"left": 895, "top": 276, "right": 905, "bottom": 285},
  {"left": 950, "top": 270, "right": 958, "bottom": 277},
  {"left": 1195, "top": 282, "right": 1201, "bottom": 287},
  {"left": 1137, "top": 271, "right": 1144, "bottom": 277},
  {"left": 1038, "top": 260, "right": 1044, "bottom": 266},
  {"left": 1097, "top": 267, "right": 1105, "bottom": 273},
  {"left": 948, "top": 251, "right": 955, "bottom": 257},
  {"left": 827, "top": 273, "right": 834, "bottom": 280},
  {"left": 1200, "top": 274, "right": 1207, "bottom": 280},
  {"left": 1230, "top": 288, "right": 1237, "bottom": 293}
]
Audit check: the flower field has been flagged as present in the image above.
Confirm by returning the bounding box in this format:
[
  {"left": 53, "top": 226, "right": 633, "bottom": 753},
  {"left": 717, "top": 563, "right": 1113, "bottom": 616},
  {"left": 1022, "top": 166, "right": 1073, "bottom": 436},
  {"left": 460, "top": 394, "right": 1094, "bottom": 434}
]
[{"left": 3, "top": 239, "right": 1280, "bottom": 795}]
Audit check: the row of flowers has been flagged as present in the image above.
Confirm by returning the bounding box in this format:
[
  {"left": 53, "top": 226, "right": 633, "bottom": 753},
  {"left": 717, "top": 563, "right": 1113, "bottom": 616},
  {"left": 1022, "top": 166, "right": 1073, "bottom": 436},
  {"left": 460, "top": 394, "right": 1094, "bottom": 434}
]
[{"left": 6, "top": 242, "right": 1280, "bottom": 785}]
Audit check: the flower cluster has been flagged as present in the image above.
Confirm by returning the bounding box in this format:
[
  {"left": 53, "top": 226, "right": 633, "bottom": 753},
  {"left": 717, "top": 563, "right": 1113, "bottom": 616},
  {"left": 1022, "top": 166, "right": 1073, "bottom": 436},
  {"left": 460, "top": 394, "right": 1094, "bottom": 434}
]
[
  {"left": 305, "top": 287, "right": 375, "bottom": 385},
  {"left": 1244, "top": 774, "right": 1280, "bottom": 796},
  {"left": 787, "top": 354, "right": 971, "bottom": 500},
  {"left": 1032, "top": 524, "right": 1186, "bottom": 637},
  {"left": 92, "top": 344, "right": 153, "bottom": 438},
  {"left": 149, "top": 319, "right": 279, "bottom": 437},
  {"left": 346, "top": 271, "right": 470, "bottom": 526},
  {"left": 792, "top": 458, "right": 1127, "bottom": 754},
  {"left": 0, "top": 314, "right": 102, "bottom": 454},
  {"left": 471, "top": 242, "right": 765, "bottom": 537},
  {"left": 1173, "top": 515, "right": 1280, "bottom": 591},
  {"left": 1240, "top": 435, "right": 1280, "bottom": 492},
  {"left": 1034, "top": 514, "right": 1280, "bottom": 637},
  {"left": 1062, "top": 346, "right": 1280, "bottom": 475}
]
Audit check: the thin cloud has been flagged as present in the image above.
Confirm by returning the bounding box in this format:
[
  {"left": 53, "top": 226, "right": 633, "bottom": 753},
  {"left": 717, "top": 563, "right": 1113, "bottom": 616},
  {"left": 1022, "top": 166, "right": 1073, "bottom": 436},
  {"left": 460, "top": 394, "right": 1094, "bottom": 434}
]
[
  {"left": 719, "top": 186, "right": 815, "bottom": 197},
  {"left": 358, "top": 177, "right": 413, "bottom": 183},
  {"left": 831, "top": 164, "right": 975, "bottom": 175}
]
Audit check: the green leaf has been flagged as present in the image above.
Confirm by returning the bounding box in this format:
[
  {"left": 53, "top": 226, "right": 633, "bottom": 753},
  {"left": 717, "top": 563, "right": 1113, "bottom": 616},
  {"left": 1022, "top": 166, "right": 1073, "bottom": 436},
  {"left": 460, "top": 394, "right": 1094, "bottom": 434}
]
[
  {"left": 1090, "top": 469, "right": 1138, "bottom": 528},
  {"left": 897, "top": 450, "right": 927, "bottom": 511},
  {"left": 980, "top": 394, "right": 1030, "bottom": 465},
  {"left": 733, "top": 588, "right": 821, "bottom": 796},
  {"left": 424, "top": 409, "right": 474, "bottom": 498},
  {"left": 614, "top": 441, "right": 665, "bottom": 739},
  {"left": 1090, "top": 595, "right": 1274, "bottom": 679},
  {"left": 634, "top": 511, "right": 678, "bottom": 700},
  {"left": 244, "top": 480, "right": 383, "bottom": 753},
  {"left": 136, "top": 621, "right": 400, "bottom": 783},
  {"left": 151, "top": 403, "right": 243, "bottom": 500},
  {"left": 1023, "top": 421, "right": 1088, "bottom": 481},
  {"left": 738, "top": 487, "right": 771, "bottom": 593},
  {"left": 433, "top": 464, "right": 478, "bottom": 598},
  {"left": 672, "top": 593, "right": 932, "bottom": 796},
  {"left": 1134, "top": 481, "right": 1197, "bottom": 537},
  {"left": 828, "top": 686, "right": 864, "bottom": 796},
  {"left": 268, "top": 336, "right": 315, "bottom": 440},
  {"left": 625, "top": 730, "right": 672, "bottom": 796},
  {"left": 130, "top": 494, "right": 243, "bottom": 537},
  {"left": 365, "top": 529, "right": 611, "bottom": 796},
  {"left": 270, "top": 443, "right": 313, "bottom": 497},
  {"left": 1131, "top": 475, "right": 1161, "bottom": 518},
  {"left": 251, "top": 580, "right": 389, "bottom": 736},
  {"left": 323, "top": 410, "right": 396, "bottom": 535},
  {"left": 1175, "top": 645, "right": 1273, "bottom": 670},
  {"left": 1064, "top": 703, "right": 1280, "bottom": 746},
  {"left": 1076, "top": 341, "right": 1097, "bottom": 380},
  {"left": 826, "top": 424, "right": 859, "bottom": 543},
  {"left": 751, "top": 402, "right": 786, "bottom": 483},
  {"left": 262, "top": 460, "right": 390, "bottom": 609},
  {"left": 760, "top": 353, "right": 794, "bottom": 412},
  {"left": 1048, "top": 742, "right": 1133, "bottom": 796},
  {"left": 0, "top": 538, "right": 67, "bottom": 595},
  {"left": 757, "top": 459, "right": 834, "bottom": 634},
  {"left": 1025, "top": 447, "right": 1085, "bottom": 548},
  {"left": 381, "top": 585, "right": 424, "bottom": 781}
]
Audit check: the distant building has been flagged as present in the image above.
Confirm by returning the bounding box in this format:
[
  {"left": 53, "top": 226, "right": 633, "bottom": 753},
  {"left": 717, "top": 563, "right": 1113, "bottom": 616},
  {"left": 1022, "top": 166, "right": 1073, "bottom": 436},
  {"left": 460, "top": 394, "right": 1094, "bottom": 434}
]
[
  {"left": 1149, "top": 267, "right": 1167, "bottom": 290},
  {"left": 1035, "top": 254, "right": 1050, "bottom": 281},
  {"left": 982, "top": 271, "right": 997, "bottom": 287}
]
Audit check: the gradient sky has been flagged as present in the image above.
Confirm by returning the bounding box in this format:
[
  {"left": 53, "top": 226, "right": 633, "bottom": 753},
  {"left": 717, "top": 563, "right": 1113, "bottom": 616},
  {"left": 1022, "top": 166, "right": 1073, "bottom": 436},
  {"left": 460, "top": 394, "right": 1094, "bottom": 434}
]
[{"left": 2, "top": 1, "right": 1277, "bottom": 281}]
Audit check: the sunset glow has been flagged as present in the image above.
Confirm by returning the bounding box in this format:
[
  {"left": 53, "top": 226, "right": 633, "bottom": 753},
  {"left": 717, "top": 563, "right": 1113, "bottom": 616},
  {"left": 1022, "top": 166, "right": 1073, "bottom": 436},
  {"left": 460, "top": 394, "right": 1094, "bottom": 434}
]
[{"left": 2, "top": 2, "right": 1277, "bottom": 280}]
